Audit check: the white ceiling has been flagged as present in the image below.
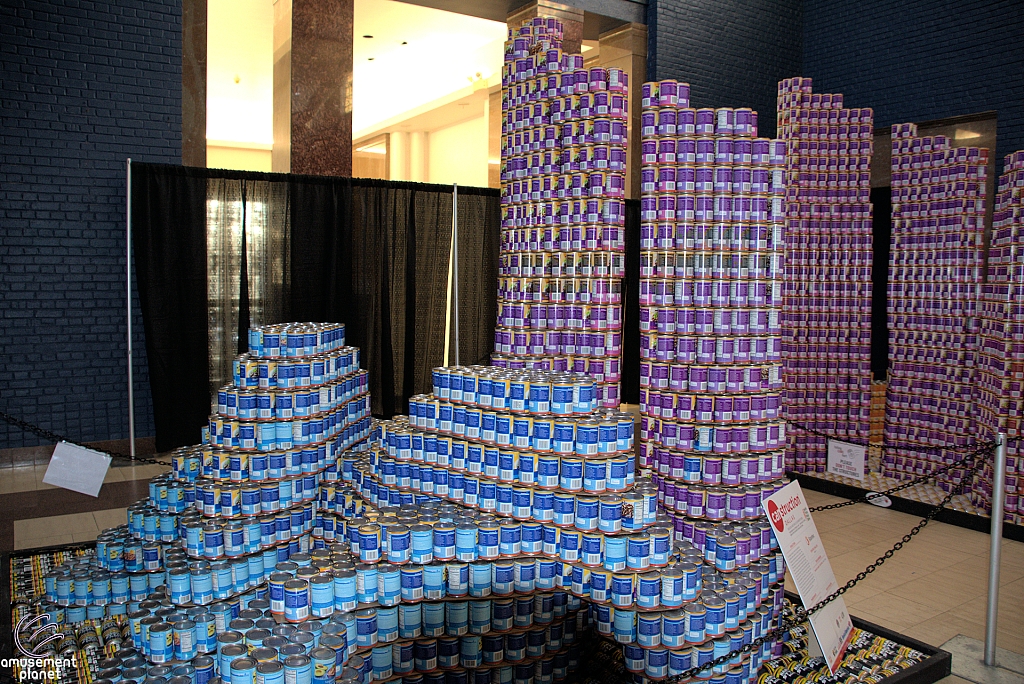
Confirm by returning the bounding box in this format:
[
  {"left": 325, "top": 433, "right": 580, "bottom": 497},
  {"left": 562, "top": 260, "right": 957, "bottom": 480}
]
[
  {"left": 352, "top": 0, "right": 507, "bottom": 136},
  {"left": 207, "top": 0, "right": 274, "bottom": 145},
  {"left": 205, "top": 0, "right": 505, "bottom": 145}
]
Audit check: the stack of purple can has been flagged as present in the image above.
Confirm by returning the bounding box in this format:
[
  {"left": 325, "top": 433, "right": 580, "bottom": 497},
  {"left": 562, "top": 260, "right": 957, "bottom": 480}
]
[
  {"left": 884, "top": 123, "right": 988, "bottom": 488},
  {"left": 776, "top": 77, "right": 874, "bottom": 475},
  {"left": 973, "top": 151, "right": 1024, "bottom": 522},
  {"left": 493, "top": 17, "right": 627, "bottom": 408},
  {"left": 636, "top": 79, "right": 790, "bottom": 554}
]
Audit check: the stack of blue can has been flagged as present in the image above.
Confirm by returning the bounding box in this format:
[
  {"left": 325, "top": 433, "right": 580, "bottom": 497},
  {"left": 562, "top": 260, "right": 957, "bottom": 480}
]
[{"left": 23, "top": 322, "right": 377, "bottom": 684}]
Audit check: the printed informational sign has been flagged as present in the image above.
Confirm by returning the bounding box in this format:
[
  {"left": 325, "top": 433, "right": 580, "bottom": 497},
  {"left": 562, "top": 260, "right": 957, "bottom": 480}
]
[
  {"left": 764, "top": 480, "right": 853, "bottom": 674},
  {"left": 826, "top": 439, "right": 867, "bottom": 482},
  {"left": 42, "top": 441, "right": 111, "bottom": 497}
]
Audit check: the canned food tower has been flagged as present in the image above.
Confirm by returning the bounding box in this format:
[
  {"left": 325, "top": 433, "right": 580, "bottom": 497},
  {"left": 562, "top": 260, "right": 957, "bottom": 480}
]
[
  {"left": 974, "top": 150, "right": 1024, "bottom": 522},
  {"left": 633, "top": 81, "right": 794, "bottom": 681},
  {"left": 367, "top": 365, "right": 787, "bottom": 683},
  {"left": 23, "top": 322, "right": 378, "bottom": 684},
  {"left": 494, "top": 17, "right": 627, "bottom": 408},
  {"left": 885, "top": 125, "right": 988, "bottom": 490},
  {"left": 776, "top": 77, "right": 875, "bottom": 475}
]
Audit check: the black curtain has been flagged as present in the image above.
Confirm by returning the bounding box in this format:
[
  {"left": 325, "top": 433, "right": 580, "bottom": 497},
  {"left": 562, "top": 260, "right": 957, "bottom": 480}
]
[
  {"left": 455, "top": 187, "right": 501, "bottom": 366},
  {"left": 133, "top": 165, "right": 470, "bottom": 449},
  {"left": 871, "top": 186, "right": 891, "bottom": 381},
  {"left": 131, "top": 165, "right": 210, "bottom": 452}
]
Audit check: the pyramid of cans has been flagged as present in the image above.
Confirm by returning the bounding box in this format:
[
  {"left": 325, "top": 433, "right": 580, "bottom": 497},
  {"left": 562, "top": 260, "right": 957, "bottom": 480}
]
[
  {"left": 884, "top": 125, "right": 988, "bottom": 488},
  {"left": 29, "top": 322, "right": 381, "bottom": 684},
  {"left": 974, "top": 150, "right": 1024, "bottom": 522},
  {"left": 775, "top": 77, "right": 875, "bottom": 474},
  {"left": 346, "top": 366, "right": 787, "bottom": 683},
  {"left": 495, "top": 17, "right": 627, "bottom": 408}
]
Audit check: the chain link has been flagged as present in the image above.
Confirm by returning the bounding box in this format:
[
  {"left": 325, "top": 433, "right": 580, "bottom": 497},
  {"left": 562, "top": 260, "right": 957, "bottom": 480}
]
[
  {"left": 0, "top": 409, "right": 170, "bottom": 467},
  {"left": 660, "top": 446, "right": 990, "bottom": 683}
]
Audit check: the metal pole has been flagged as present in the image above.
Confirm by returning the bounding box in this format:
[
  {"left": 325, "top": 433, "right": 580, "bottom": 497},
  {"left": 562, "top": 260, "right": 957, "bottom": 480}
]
[
  {"left": 985, "top": 433, "right": 1007, "bottom": 666},
  {"left": 126, "top": 158, "right": 136, "bottom": 460},
  {"left": 452, "top": 184, "right": 460, "bottom": 365}
]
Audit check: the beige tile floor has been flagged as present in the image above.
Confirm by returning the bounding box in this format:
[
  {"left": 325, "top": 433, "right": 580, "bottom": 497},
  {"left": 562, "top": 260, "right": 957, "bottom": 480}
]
[
  {"left": 13, "top": 508, "right": 128, "bottom": 550},
  {"left": 5, "top": 457, "right": 1022, "bottom": 661},
  {"left": 0, "top": 461, "right": 169, "bottom": 495},
  {"left": 794, "top": 488, "right": 1024, "bottom": 656}
]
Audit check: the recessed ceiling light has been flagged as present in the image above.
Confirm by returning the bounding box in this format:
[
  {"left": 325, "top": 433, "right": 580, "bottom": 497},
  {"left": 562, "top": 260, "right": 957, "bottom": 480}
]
[{"left": 363, "top": 35, "right": 373, "bottom": 38}]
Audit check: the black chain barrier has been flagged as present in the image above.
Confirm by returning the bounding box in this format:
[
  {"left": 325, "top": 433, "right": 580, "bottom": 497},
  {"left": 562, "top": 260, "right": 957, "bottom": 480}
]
[
  {"left": 659, "top": 442, "right": 992, "bottom": 683},
  {"left": 806, "top": 440, "right": 997, "bottom": 512},
  {"left": 786, "top": 418, "right": 993, "bottom": 458},
  {"left": 0, "top": 409, "right": 170, "bottom": 468}
]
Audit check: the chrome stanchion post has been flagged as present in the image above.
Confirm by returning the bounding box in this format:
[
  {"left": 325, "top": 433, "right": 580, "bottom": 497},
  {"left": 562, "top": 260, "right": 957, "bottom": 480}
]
[
  {"left": 126, "top": 158, "right": 136, "bottom": 460},
  {"left": 984, "top": 433, "right": 1007, "bottom": 666}
]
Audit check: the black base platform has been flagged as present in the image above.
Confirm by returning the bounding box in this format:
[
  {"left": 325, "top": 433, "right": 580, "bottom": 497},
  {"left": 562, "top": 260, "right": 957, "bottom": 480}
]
[
  {"left": 786, "top": 591, "right": 952, "bottom": 684},
  {"left": 790, "top": 471, "right": 1024, "bottom": 543}
]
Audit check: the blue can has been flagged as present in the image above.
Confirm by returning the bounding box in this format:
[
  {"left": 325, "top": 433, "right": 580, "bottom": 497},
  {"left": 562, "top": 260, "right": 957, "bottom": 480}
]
[
  {"left": 377, "top": 565, "right": 401, "bottom": 606},
  {"left": 612, "top": 608, "right": 636, "bottom": 643},
  {"left": 604, "top": 536, "right": 627, "bottom": 572},
  {"left": 423, "top": 602, "right": 445, "bottom": 636},
  {"left": 400, "top": 566, "right": 424, "bottom": 601},
  {"left": 492, "top": 561, "right": 514, "bottom": 595},
  {"left": 685, "top": 603, "right": 707, "bottom": 643},
  {"left": 476, "top": 522, "right": 499, "bottom": 559},
  {"left": 410, "top": 525, "right": 433, "bottom": 565},
  {"left": 149, "top": 622, "right": 173, "bottom": 663},
  {"left": 356, "top": 564, "right": 378, "bottom": 604},
  {"left": 662, "top": 609, "right": 686, "bottom": 648},
  {"left": 285, "top": 579, "right": 310, "bottom": 623},
  {"left": 444, "top": 597, "right": 468, "bottom": 634},
  {"left": 520, "top": 522, "right": 543, "bottom": 555},
  {"left": 607, "top": 458, "right": 630, "bottom": 491},
  {"left": 531, "top": 491, "right": 554, "bottom": 522},
  {"left": 433, "top": 524, "right": 456, "bottom": 561},
  {"left": 552, "top": 493, "right": 575, "bottom": 527},
  {"left": 455, "top": 524, "right": 477, "bottom": 562},
  {"left": 574, "top": 497, "right": 599, "bottom": 531},
  {"left": 283, "top": 655, "right": 312, "bottom": 684},
  {"left": 418, "top": 563, "right": 441, "bottom": 600},
  {"left": 627, "top": 534, "right": 651, "bottom": 570},
  {"left": 399, "top": 603, "right": 422, "bottom": 639},
  {"left": 499, "top": 521, "right": 522, "bottom": 556},
  {"left": 355, "top": 609, "right": 378, "bottom": 648},
  {"left": 377, "top": 606, "right": 399, "bottom": 643},
  {"left": 516, "top": 453, "right": 536, "bottom": 486},
  {"left": 537, "top": 456, "right": 560, "bottom": 488},
  {"left": 447, "top": 562, "right": 469, "bottom": 597},
  {"left": 469, "top": 562, "right": 491, "bottom": 597},
  {"left": 637, "top": 613, "right": 661, "bottom": 648},
  {"left": 637, "top": 573, "right": 661, "bottom": 609}
]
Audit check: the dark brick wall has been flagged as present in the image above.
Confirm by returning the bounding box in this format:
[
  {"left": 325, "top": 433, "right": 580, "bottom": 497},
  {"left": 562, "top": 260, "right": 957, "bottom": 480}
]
[
  {"left": 1, "top": 0, "right": 182, "bottom": 448},
  {"left": 647, "top": 0, "right": 803, "bottom": 139},
  {"left": 804, "top": 0, "right": 1024, "bottom": 166}
]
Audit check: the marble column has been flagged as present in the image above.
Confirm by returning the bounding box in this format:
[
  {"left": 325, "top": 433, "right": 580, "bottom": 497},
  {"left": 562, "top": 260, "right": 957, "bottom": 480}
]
[
  {"left": 506, "top": 0, "right": 583, "bottom": 55},
  {"left": 272, "top": 0, "right": 353, "bottom": 176},
  {"left": 599, "top": 23, "right": 647, "bottom": 199},
  {"left": 181, "top": 0, "right": 207, "bottom": 167}
]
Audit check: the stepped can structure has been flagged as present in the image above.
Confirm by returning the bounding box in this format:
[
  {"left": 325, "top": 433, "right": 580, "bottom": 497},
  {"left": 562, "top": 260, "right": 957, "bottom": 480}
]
[
  {"left": 885, "top": 124, "right": 988, "bottom": 491},
  {"left": 636, "top": 78, "right": 790, "bottom": 682},
  {"left": 975, "top": 150, "right": 1024, "bottom": 522},
  {"left": 776, "top": 77, "right": 874, "bottom": 475},
  {"left": 14, "top": 322, "right": 378, "bottom": 682},
  {"left": 494, "top": 17, "right": 627, "bottom": 408}
]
